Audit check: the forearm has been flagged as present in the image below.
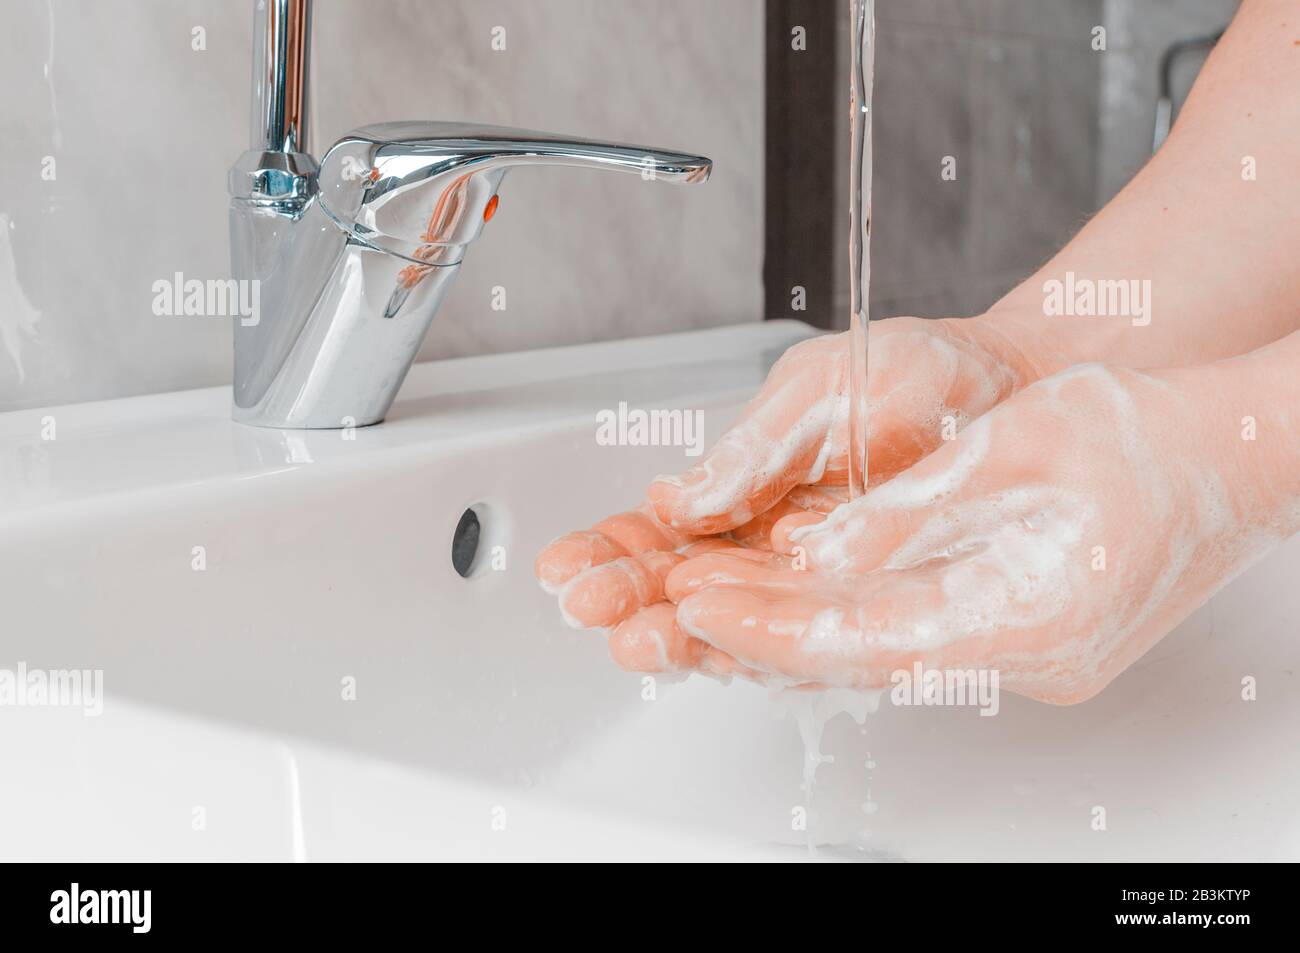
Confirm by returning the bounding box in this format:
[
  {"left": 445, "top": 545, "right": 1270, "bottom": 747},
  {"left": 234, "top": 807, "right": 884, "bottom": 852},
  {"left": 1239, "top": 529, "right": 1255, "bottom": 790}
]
[
  {"left": 1116, "top": 325, "right": 1300, "bottom": 648},
  {"left": 1168, "top": 327, "right": 1300, "bottom": 536},
  {"left": 982, "top": 0, "right": 1300, "bottom": 375}
]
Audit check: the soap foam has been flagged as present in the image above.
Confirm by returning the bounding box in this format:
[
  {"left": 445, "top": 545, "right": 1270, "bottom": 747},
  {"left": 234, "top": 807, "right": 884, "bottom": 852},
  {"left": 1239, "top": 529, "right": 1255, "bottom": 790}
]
[
  {"left": 675, "top": 384, "right": 844, "bottom": 524},
  {"left": 778, "top": 685, "right": 883, "bottom": 848}
]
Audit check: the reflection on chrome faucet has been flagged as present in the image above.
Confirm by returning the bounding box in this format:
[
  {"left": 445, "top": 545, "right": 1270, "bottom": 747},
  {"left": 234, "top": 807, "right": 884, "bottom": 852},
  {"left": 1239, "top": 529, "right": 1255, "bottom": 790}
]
[{"left": 228, "top": 0, "right": 712, "bottom": 429}]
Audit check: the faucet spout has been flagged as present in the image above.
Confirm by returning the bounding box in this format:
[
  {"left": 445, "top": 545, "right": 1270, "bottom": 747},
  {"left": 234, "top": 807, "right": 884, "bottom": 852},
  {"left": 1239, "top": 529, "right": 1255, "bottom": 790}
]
[{"left": 228, "top": 1, "right": 712, "bottom": 430}]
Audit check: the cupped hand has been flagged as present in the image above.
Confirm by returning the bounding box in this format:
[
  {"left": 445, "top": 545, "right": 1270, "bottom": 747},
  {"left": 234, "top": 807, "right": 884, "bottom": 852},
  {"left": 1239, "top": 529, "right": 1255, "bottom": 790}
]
[
  {"left": 667, "top": 362, "right": 1268, "bottom": 703},
  {"left": 533, "top": 489, "right": 845, "bottom": 678},
  {"left": 534, "top": 314, "right": 1044, "bottom": 677},
  {"left": 645, "top": 315, "right": 1039, "bottom": 535}
]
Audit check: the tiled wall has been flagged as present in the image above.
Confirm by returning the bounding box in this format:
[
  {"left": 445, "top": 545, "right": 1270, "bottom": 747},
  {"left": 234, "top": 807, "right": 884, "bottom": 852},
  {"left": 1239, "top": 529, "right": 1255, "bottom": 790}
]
[
  {"left": 0, "top": 0, "right": 1242, "bottom": 411},
  {"left": 1098, "top": 0, "right": 1240, "bottom": 204},
  {"left": 0, "top": 0, "right": 763, "bottom": 411},
  {"left": 850, "top": 0, "right": 1237, "bottom": 326},
  {"left": 851, "top": 0, "right": 1106, "bottom": 325}
]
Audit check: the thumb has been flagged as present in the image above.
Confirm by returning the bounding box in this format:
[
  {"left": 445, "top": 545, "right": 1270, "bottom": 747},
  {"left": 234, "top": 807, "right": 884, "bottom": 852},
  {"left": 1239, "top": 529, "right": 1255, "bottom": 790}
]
[{"left": 649, "top": 340, "right": 846, "bottom": 534}]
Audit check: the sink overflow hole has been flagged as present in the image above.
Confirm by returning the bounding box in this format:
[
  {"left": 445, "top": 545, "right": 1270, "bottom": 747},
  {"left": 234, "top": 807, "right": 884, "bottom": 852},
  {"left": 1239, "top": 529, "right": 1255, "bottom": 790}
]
[{"left": 452, "top": 507, "right": 483, "bottom": 578}]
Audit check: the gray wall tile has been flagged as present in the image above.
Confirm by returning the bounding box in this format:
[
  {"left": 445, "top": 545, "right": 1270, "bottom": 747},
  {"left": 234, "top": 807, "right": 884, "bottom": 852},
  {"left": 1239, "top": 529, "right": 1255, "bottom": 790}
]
[
  {"left": 1097, "top": 0, "right": 1239, "bottom": 204},
  {"left": 0, "top": 0, "right": 762, "bottom": 411},
  {"left": 0, "top": 0, "right": 1247, "bottom": 410},
  {"left": 861, "top": 0, "right": 1103, "bottom": 323}
]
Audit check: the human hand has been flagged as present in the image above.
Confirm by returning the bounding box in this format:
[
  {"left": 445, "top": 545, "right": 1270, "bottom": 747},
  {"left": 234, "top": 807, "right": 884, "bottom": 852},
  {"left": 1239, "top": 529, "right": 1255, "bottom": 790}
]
[
  {"left": 534, "top": 490, "right": 845, "bottom": 678},
  {"left": 666, "top": 360, "right": 1293, "bottom": 703},
  {"left": 645, "top": 315, "right": 1040, "bottom": 535},
  {"left": 535, "top": 313, "right": 1045, "bottom": 675}
]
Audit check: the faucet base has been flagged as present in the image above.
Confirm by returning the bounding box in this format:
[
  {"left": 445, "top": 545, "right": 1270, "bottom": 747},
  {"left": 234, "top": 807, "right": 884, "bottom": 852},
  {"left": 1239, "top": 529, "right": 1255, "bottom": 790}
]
[{"left": 230, "top": 200, "right": 463, "bottom": 430}]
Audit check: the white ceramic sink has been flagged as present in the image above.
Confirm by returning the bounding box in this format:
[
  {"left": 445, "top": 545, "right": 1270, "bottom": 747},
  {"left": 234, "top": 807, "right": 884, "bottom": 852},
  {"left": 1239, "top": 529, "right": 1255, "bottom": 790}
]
[{"left": 2, "top": 319, "right": 1298, "bottom": 861}]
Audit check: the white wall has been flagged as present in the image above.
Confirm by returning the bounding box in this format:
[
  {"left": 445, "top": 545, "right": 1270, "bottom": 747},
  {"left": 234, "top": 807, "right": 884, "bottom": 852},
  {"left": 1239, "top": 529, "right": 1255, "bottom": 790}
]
[{"left": 0, "top": 0, "right": 763, "bottom": 411}]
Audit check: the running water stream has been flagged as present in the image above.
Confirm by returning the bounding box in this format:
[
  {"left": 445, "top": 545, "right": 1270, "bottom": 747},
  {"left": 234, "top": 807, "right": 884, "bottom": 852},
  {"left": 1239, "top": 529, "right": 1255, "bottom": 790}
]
[
  {"left": 848, "top": 0, "right": 874, "bottom": 498},
  {"left": 784, "top": 1, "right": 878, "bottom": 852}
]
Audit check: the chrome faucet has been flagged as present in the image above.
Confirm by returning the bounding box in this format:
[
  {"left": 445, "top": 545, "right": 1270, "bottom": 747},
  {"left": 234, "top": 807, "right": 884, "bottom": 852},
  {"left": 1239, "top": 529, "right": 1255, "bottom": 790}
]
[{"left": 229, "top": 0, "right": 712, "bottom": 428}]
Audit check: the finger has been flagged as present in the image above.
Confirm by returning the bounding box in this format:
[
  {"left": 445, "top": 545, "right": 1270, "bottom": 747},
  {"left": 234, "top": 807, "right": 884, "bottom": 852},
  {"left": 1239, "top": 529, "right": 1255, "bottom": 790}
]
[
  {"left": 675, "top": 586, "right": 846, "bottom": 683},
  {"left": 730, "top": 497, "right": 808, "bottom": 550},
  {"left": 607, "top": 604, "right": 772, "bottom": 679},
  {"left": 785, "top": 484, "right": 849, "bottom": 513},
  {"left": 678, "top": 538, "right": 745, "bottom": 557},
  {"left": 535, "top": 530, "right": 631, "bottom": 593},
  {"left": 782, "top": 499, "right": 917, "bottom": 573},
  {"left": 771, "top": 510, "right": 825, "bottom": 554},
  {"left": 698, "top": 646, "right": 769, "bottom": 683},
  {"left": 787, "top": 416, "right": 995, "bottom": 573},
  {"left": 647, "top": 337, "right": 846, "bottom": 534},
  {"left": 608, "top": 602, "right": 707, "bottom": 672},
  {"left": 678, "top": 539, "right": 774, "bottom": 569},
  {"left": 861, "top": 320, "right": 1022, "bottom": 482},
  {"left": 558, "top": 551, "right": 683, "bottom": 629},
  {"left": 768, "top": 487, "right": 847, "bottom": 551},
  {"left": 535, "top": 504, "right": 693, "bottom": 593},
  {"left": 664, "top": 551, "right": 803, "bottom": 603},
  {"left": 671, "top": 578, "right": 909, "bottom": 686},
  {"left": 593, "top": 504, "right": 695, "bottom": 551},
  {"left": 675, "top": 545, "right": 1030, "bottom": 686}
]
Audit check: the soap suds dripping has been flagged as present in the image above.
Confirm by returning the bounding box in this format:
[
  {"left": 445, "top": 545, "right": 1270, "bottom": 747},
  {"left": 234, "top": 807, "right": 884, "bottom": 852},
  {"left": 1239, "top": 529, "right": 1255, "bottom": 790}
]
[
  {"left": 778, "top": 686, "right": 882, "bottom": 852},
  {"left": 0, "top": 215, "right": 42, "bottom": 382}
]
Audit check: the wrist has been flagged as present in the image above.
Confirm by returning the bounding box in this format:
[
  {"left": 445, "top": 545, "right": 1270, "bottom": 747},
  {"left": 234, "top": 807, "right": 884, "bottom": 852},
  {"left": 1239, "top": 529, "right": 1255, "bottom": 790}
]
[
  {"left": 1155, "top": 337, "right": 1300, "bottom": 537},
  {"left": 941, "top": 307, "right": 1075, "bottom": 387}
]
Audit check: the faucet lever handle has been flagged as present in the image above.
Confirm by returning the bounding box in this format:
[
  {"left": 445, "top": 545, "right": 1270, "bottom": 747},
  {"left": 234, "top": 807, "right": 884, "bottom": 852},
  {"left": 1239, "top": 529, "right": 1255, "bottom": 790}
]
[{"left": 316, "top": 121, "right": 711, "bottom": 262}]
